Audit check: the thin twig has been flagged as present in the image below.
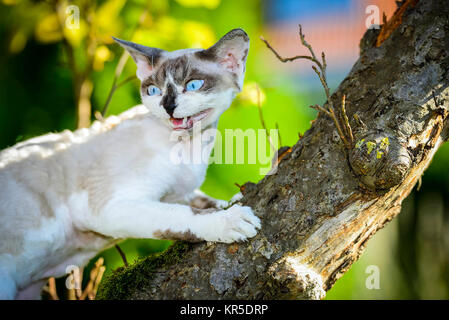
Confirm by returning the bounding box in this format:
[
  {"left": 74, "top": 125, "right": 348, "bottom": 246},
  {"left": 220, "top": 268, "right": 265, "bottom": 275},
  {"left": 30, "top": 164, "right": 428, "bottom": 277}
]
[
  {"left": 339, "top": 97, "right": 350, "bottom": 140},
  {"left": 43, "top": 277, "right": 59, "bottom": 300},
  {"left": 328, "top": 108, "right": 351, "bottom": 148},
  {"left": 340, "top": 95, "right": 354, "bottom": 145},
  {"left": 256, "top": 85, "right": 276, "bottom": 153},
  {"left": 432, "top": 90, "right": 441, "bottom": 108},
  {"left": 310, "top": 104, "right": 331, "bottom": 117},
  {"left": 235, "top": 182, "right": 243, "bottom": 191},
  {"left": 417, "top": 176, "right": 422, "bottom": 191},
  {"left": 321, "top": 52, "right": 327, "bottom": 80},
  {"left": 353, "top": 113, "right": 367, "bottom": 130},
  {"left": 260, "top": 37, "right": 317, "bottom": 64},
  {"left": 101, "top": 8, "right": 149, "bottom": 118},
  {"left": 275, "top": 122, "right": 283, "bottom": 147},
  {"left": 298, "top": 25, "right": 321, "bottom": 67},
  {"left": 74, "top": 266, "right": 83, "bottom": 299},
  {"left": 261, "top": 24, "right": 354, "bottom": 150},
  {"left": 117, "top": 75, "right": 137, "bottom": 89},
  {"left": 90, "top": 266, "right": 106, "bottom": 300},
  {"left": 80, "top": 257, "right": 104, "bottom": 300},
  {"left": 101, "top": 53, "right": 132, "bottom": 117},
  {"left": 115, "top": 244, "right": 129, "bottom": 267},
  {"left": 311, "top": 65, "right": 331, "bottom": 101}
]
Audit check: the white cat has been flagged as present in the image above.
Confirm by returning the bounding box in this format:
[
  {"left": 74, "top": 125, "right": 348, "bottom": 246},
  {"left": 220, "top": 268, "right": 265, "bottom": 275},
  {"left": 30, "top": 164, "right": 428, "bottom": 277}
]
[{"left": 0, "top": 29, "right": 260, "bottom": 300}]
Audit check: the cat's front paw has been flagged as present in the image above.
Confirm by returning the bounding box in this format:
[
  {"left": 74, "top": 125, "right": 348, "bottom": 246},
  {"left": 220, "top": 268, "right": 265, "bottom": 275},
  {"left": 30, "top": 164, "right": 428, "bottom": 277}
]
[{"left": 205, "top": 204, "right": 261, "bottom": 243}]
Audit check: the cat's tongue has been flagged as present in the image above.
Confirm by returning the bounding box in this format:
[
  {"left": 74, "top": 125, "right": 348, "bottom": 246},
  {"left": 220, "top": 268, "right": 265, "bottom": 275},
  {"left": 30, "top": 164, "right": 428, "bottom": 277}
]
[
  {"left": 170, "top": 109, "right": 211, "bottom": 130},
  {"left": 171, "top": 118, "right": 185, "bottom": 127},
  {"left": 170, "top": 117, "right": 194, "bottom": 130}
]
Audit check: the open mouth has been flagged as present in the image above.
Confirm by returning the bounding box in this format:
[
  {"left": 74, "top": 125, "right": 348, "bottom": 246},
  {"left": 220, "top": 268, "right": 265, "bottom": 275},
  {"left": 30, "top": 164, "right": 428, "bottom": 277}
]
[{"left": 170, "top": 108, "right": 213, "bottom": 130}]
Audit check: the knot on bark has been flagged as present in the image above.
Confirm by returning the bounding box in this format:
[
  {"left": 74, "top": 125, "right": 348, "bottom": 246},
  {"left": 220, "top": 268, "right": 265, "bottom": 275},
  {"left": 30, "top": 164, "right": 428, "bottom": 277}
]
[
  {"left": 268, "top": 256, "right": 325, "bottom": 300},
  {"left": 349, "top": 131, "right": 411, "bottom": 190}
]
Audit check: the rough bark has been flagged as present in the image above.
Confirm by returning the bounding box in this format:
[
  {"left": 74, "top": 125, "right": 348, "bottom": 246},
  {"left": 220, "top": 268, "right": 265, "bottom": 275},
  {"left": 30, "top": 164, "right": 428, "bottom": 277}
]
[{"left": 97, "top": 0, "right": 449, "bottom": 300}]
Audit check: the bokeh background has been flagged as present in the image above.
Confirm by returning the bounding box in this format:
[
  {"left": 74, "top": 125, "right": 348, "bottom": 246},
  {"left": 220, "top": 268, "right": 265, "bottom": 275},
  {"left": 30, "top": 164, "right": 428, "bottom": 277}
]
[{"left": 1, "top": 0, "right": 448, "bottom": 299}]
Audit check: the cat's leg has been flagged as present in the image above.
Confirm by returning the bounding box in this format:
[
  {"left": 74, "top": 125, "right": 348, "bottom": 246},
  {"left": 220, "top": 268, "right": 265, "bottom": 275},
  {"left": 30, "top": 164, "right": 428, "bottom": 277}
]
[
  {"left": 0, "top": 270, "right": 17, "bottom": 300},
  {"left": 85, "top": 200, "right": 261, "bottom": 243},
  {"left": 187, "top": 190, "right": 246, "bottom": 211},
  {"left": 16, "top": 280, "right": 45, "bottom": 300},
  {"left": 187, "top": 189, "right": 228, "bottom": 210}
]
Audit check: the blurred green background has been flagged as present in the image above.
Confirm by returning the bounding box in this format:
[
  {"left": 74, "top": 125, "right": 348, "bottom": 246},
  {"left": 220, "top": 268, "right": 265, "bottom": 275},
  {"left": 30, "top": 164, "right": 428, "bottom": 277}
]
[{"left": 0, "top": 0, "right": 448, "bottom": 299}]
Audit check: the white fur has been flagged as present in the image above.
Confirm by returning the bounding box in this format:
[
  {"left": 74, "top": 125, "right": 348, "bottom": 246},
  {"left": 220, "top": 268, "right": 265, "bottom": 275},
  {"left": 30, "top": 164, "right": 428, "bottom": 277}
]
[
  {"left": 0, "top": 104, "right": 261, "bottom": 299},
  {"left": 0, "top": 30, "right": 258, "bottom": 300}
]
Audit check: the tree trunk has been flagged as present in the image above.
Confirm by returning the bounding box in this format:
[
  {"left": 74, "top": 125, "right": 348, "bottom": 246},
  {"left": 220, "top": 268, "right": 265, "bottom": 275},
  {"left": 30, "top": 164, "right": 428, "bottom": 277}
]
[{"left": 97, "top": 0, "right": 449, "bottom": 300}]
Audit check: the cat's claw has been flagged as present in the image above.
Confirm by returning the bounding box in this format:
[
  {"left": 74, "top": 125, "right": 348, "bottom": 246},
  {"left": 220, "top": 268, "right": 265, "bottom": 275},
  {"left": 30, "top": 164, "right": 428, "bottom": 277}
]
[
  {"left": 215, "top": 199, "right": 229, "bottom": 209},
  {"left": 229, "top": 192, "right": 243, "bottom": 203},
  {"left": 207, "top": 204, "right": 261, "bottom": 243}
]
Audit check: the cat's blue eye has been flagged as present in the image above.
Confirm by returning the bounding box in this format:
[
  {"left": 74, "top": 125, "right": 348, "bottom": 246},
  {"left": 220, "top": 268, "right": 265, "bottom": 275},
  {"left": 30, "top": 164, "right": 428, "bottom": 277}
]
[
  {"left": 147, "top": 85, "right": 161, "bottom": 96},
  {"left": 186, "top": 79, "right": 204, "bottom": 91}
]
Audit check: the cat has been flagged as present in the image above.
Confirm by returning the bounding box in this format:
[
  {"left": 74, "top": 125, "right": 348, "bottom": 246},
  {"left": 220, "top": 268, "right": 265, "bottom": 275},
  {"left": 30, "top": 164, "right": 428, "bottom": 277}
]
[{"left": 0, "top": 28, "right": 261, "bottom": 300}]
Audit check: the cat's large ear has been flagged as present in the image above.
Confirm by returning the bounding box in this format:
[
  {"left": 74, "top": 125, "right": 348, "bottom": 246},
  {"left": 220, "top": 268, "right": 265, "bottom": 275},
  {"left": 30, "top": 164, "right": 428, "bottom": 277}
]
[
  {"left": 112, "top": 37, "right": 165, "bottom": 81},
  {"left": 196, "top": 29, "right": 249, "bottom": 90}
]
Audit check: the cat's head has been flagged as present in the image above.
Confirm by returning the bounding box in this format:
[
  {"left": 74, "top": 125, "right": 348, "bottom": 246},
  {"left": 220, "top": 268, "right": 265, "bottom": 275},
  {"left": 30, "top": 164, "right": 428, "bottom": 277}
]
[{"left": 113, "top": 29, "right": 249, "bottom": 131}]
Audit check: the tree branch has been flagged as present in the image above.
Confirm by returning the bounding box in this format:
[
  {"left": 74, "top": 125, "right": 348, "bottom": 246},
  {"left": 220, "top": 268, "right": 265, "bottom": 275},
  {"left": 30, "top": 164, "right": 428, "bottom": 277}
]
[{"left": 97, "top": 0, "right": 449, "bottom": 300}]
